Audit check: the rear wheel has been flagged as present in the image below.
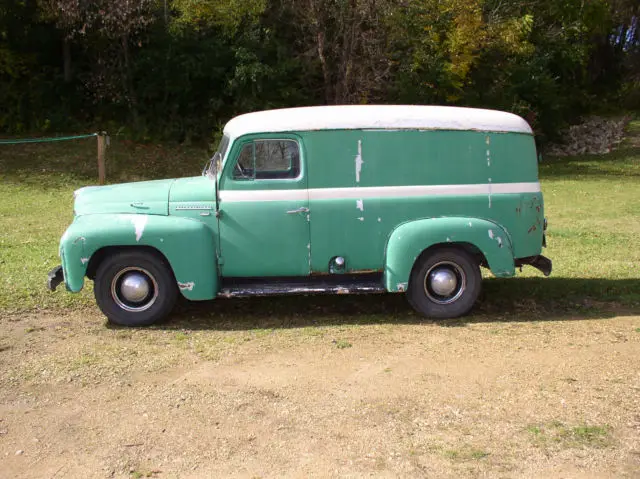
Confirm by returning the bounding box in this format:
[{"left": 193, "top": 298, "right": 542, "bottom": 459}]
[
  {"left": 407, "top": 247, "right": 481, "bottom": 319},
  {"left": 94, "top": 250, "right": 177, "bottom": 327}
]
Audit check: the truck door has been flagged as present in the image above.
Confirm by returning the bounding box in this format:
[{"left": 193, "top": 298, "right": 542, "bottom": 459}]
[{"left": 217, "top": 135, "right": 310, "bottom": 277}]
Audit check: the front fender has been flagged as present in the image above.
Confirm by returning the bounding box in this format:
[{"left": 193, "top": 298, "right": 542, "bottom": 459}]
[
  {"left": 384, "top": 217, "right": 515, "bottom": 292},
  {"left": 59, "top": 214, "right": 219, "bottom": 300}
]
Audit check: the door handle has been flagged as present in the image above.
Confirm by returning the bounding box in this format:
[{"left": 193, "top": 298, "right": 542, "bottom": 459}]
[{"left": 286, "top": 207, "right": 309, "bottom": 214}]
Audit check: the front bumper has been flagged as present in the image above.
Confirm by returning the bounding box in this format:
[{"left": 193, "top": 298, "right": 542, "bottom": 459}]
[{"left": 47, "top": 265, "right": 64, "bottom": 291}]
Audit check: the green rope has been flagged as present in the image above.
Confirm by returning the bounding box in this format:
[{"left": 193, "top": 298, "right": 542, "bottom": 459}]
[{"left": 0, "top": 133, "right": 98, "bottom": 145}]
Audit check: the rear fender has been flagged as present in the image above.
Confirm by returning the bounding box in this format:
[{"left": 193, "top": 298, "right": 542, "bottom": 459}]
[
  {"left": 384, "top": 217, "right": 515, "bottom": 292},
  {"left": 59, "top": 214, "right": 219, "bottom": 300}
]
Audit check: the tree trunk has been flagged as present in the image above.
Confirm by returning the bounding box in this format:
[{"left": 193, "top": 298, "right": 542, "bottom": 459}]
[
  {"left": 121, "top": 34, "right": 139, "bottom": 126},
  {"left": 306, "top": 0, "right": 333, "bottom": 104},
  {"left": 63, "top": 38, "right": 72, "bottom": 83},
  {"left": 316, "top": 30, "right": 333, "bottom": 104}
]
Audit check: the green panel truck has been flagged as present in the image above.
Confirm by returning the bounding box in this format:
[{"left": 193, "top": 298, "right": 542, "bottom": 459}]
[{"left": 48, "top": 105, "right": 551, "bottom": 326}]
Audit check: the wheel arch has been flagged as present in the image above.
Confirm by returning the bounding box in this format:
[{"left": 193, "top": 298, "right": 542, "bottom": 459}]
[
  {"left": 383, "top": 216, "right": 515, "bottom": 292},
  {"left": 87, "top": 245, "right": 173, "bottom": 280},
  {"left": 59, "top": 214, "right": 220, "bottom": 300}
]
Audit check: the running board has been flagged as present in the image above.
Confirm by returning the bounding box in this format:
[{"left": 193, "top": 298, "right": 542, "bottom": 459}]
[{"left": 218, "top": 274, "right": 386, "bottom": 298}]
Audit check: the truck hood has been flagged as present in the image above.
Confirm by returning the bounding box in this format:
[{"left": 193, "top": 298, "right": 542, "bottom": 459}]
[
  {"left": 74, "top": 179, "right": 176, "bottom": 216},
  {"left": 168, "top": 175, "right": 216, "bottom": 203}
]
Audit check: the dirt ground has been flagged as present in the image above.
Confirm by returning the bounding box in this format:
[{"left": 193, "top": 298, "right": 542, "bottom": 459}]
[{"left": 1, "top": 299, "right": 639, "bottom": 478}]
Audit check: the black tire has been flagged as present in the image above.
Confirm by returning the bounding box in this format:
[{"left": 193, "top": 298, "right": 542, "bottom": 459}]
[
  {"left": 94, "top": 250, "right": 178, "bottom": 327},
  {"left": 407, "top": 247, "right": 481, "bottom": 319}
]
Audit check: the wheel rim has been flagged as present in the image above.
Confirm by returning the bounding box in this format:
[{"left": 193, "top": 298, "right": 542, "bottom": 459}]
[
  {"left": 423, "top": 261, "right": 466, "bottom": 305},
  {"left": 111, "top": 267, "right": 158, "bottom": 312}
]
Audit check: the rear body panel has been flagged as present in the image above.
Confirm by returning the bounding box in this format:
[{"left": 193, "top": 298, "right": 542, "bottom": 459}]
[{"left": 300, "top": 129, "right": 544, "bottom": 275}]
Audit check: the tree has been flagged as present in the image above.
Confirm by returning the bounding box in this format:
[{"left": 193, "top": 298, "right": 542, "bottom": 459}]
[
  {"left": 278, "top": 0, "right": 396, "bottom": 104},
  {"left": 388, "top": 0, "right": 491, "bottom": 104},
  {"left": 1, "top": 0, "right": 637, "bottom": 140},
  {"left": 41, "top": 0, "right": 156, "bottom": 120}
]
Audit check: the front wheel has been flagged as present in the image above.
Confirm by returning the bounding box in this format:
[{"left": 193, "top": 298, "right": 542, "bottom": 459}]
[
  {"left": 407, "top": 248, "right": 481, "bottom": 319},
  {"left": 94, "top": 250, "right": 178, "bottom": 327}
]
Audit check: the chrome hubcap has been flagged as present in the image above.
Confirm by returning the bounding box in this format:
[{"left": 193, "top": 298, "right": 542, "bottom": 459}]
[
  {"left": 424, "top": 262, "right": 466, "bottom": 304},
  {"left": 111, "top": 267, "right": 158, "bottom": 312},
  {"left": 429, "top": 268, "right": 458, "bottom": 296},
  {"left": 120, "top": 273, "right": 150, "bottom": 303}
]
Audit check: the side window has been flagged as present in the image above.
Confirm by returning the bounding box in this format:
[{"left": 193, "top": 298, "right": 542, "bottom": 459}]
[
  {"left": 232, "top": 139, "right": 300, "bottom": 180},
  {"left": 234, "top": 144, "right": 254, "bottom": 179}
]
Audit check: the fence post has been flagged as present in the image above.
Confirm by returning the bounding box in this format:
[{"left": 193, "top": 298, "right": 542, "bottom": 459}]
[{"left": 97, "top": 132, "right": 106, "bottom": 185}]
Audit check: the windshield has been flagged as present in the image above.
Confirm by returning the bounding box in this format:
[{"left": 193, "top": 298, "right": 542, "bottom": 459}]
[{"left": 203, "top": 134, "right": 230, "bottom": 176}]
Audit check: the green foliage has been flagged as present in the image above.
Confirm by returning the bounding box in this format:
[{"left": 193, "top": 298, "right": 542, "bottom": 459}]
[
  {"left": 0, "top": 0, "right": 637, "bottom": 141},
  {"left": 388, "top": 0, "right": 633, "bottom": 141},
  {"left": 172, "top": 0, "right": 267, "bottom": 34},
  {"left": 0, "top": 0, "right": 79, "bottom": 133}
]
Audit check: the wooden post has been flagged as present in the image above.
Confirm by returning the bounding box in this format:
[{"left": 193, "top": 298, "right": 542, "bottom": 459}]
[{"left": 97, "top": 133, "right": 106, "bottom": 185}]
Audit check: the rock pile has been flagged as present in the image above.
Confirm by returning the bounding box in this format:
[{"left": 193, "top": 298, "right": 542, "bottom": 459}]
[{"left": 545, "top": 116, "right": 629, "bottom": 156}]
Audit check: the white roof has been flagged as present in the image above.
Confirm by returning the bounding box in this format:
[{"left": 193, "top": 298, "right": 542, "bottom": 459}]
[{"left": 223, "top": 105, "right": 533, "bottom": 138}]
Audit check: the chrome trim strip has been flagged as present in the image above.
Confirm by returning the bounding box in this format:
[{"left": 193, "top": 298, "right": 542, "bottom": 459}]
[
  {"left": 218, "top": 182, "right": 541, "bottom": 203},
  {"left": 174, "top": 205, "right": 214, "bottom": 211}
]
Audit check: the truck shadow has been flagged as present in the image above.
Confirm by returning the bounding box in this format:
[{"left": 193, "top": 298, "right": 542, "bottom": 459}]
[{"left": 150, "top": 277, "right": 639, "bottom": 331}]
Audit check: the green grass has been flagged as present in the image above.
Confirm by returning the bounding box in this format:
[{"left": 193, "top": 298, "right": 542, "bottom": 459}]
[
  {"left": 443, "top": 446, "right": 490, "bottom": 461},
  {"left": 515, "top": 122, "right": 640, "bottom": 307},
  {"left": 0, "top": 138, "right": 207, "bottom": 312},
  {"left": 174, "top": 331, "right": 189, "bottom": 342},
  {"left": 527, "top": 422, "right": 610, "bottom": 449},
  {"left": 334, "top": 339, "right": 353, "bottom": 349},
  {"left": 0, "top": 123, "right": 639, "bottom": 315}
]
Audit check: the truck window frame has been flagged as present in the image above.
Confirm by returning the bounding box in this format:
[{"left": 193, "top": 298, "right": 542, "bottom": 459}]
[{"left": 231, "top": 138, "right": 302, "bottom": 182}]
